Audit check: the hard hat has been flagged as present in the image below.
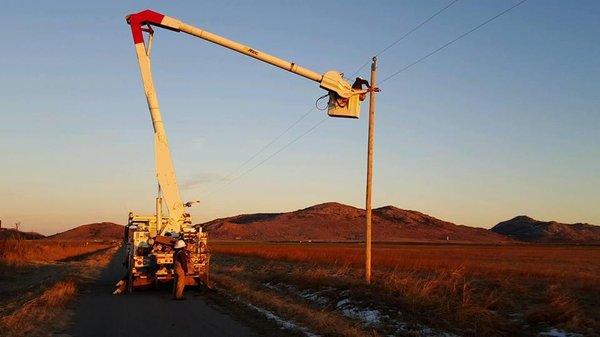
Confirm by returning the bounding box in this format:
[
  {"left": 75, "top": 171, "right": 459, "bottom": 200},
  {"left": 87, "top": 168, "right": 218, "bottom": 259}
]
[{"left": 174, "top": 240, "right": 186, "bottom": 249}]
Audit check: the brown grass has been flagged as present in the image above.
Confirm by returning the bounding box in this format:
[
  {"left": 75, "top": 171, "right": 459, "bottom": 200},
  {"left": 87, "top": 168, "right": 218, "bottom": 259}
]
[
  {"left": 0, "top": 239, "right": 111, "bottom": 266},
  {"left": 212, "top": 242, "right": 600, "bottom": 337},
  {"left": 526, "top": 285, "right": 588, "bottom": 332},
  {"left": 0, "top": 280, "right": 77, "bottom": 337},
  {"left": 214, "top": 272, "right": 370, "bottom": 337},
  {"left": 212, "top": 242, "right": 600, "bottom": 284},
  {"left": 0, "top": 239, "right": 118, "bottom": 337}
]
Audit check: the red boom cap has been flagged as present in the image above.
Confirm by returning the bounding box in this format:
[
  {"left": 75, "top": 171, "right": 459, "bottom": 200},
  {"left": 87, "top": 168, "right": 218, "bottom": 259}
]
[{"left": 126, "top": 9, "right": 178, "bottom": 44}]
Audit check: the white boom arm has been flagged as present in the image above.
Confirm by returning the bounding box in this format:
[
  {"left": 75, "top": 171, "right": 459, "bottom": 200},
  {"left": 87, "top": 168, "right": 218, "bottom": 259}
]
[{"left": 126, "top": 10, "right": 367, "bottom": 234}]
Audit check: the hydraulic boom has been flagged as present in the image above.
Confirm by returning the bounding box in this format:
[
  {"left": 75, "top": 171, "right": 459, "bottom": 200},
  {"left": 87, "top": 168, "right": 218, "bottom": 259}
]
[{"left": 123, "top": 9, "right": 367, "bottom": 291}]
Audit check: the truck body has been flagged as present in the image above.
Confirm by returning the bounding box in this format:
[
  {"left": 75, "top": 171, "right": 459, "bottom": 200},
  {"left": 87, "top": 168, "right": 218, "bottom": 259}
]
[{"left": 124, "top": 213, "right": 209, "bottom": 290}]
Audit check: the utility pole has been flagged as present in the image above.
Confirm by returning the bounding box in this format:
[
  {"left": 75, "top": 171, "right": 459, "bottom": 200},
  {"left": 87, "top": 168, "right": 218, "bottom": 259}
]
[{"left": 365, "top": 57, "right": 378, "bottom": 284}]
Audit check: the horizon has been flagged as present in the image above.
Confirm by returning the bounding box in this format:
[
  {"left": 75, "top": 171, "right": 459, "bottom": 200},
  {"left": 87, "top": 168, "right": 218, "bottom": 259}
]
[
  {"left": 1, "top": 0, "right": 599, "bottom": 235},
  {"left": 8, "top": 201, "right": 599, "bottom": 237}
]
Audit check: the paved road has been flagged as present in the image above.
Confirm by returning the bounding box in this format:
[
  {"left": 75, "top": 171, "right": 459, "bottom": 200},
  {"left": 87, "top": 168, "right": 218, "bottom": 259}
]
[{"left": 67, "top": 247, "right": 259, "bottom": 337}]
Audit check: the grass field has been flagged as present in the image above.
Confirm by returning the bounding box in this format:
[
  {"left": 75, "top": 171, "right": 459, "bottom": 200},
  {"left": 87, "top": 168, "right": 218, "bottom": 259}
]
[
  {"left": 0, "top": 239, "right": 112, "bottom": 266},
  {"left": 0, "top": 239, "right": 116, "bottom": 337},
  {"left": 211, "top": 241, "right": 600, "bottom": 337},
  {"left": 2, "top": 239, "right": 596, "bottom": 336}
]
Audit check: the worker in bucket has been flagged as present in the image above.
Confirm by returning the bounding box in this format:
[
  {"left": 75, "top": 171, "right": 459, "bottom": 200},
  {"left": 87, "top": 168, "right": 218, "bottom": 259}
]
[{"left": 172, "top": 239, "right": 188, "bottom": 300}]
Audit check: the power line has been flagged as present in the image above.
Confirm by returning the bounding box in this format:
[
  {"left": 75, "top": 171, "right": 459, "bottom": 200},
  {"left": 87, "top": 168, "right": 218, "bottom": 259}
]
[
  {"left": 218, "top": 107, "right": 316, "bottom": 182},
  {"left": 243, "top": 0, "right": 528, "bottom": 178},
  {"left": 352, "top": 0, "right": 459, "bottom": 77},
  {"left": 201, "top": 1, "right": 463, "bottom": 198},
  {"left": 204, "top": 117, "right": 328, "bottom": 198},
  {"left": 202, "top": 0, "right": 528, "bottom": 198},
  {"left": 206, "top": 1, "right": 459, "bottom": 194},
  {"left": 380, "top": 0, "right": 528, "bottom": 84}
]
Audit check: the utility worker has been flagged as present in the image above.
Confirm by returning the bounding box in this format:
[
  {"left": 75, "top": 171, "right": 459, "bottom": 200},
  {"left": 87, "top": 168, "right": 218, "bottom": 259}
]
[{"left": 172, "top": 239, "right": 188, "bottom": 300}]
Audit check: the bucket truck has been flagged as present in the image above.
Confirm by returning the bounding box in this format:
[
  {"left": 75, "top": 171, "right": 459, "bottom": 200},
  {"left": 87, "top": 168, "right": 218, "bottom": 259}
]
[{"left": 124, "top": 9, "right": 369, "bottom": 291}]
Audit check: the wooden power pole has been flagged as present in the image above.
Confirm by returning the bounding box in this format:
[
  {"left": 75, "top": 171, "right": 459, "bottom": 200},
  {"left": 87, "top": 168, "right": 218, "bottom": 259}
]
[{"left": 365, "top": 57, "right": 378, "bottom": 284}]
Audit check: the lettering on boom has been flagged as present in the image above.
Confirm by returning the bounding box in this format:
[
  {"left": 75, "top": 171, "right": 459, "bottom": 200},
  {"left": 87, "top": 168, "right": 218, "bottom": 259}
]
[{"left": 247, "top": 48, "right": 259, "bottom": 55}]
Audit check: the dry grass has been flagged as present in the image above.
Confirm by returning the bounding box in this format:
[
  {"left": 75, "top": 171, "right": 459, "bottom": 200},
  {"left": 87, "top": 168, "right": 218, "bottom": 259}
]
[
  {"left": 0, "top": 280, "right": 77, "bottom": 337},
  {"left": 0, "top": 239, "right": 111, "bottom": 266},
  {"left": 0, "top": 239, "right": 118, "bottom": 337},
  {"left": 214, "top": 272, "right": 371, "bottom": 337},
  {"left": 212, "top": 242, "right": 600, "bottom": 337},
  {"left": 526, "top": 284, "right": 588, "bottom": 332},
  {"left": 212, "top": 242, "right": 600, "bottom": 284}
]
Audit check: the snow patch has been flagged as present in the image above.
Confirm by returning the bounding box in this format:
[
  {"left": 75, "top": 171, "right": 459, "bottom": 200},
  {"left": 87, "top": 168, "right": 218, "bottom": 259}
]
[
  {"left": 245, "top": 302, "right": 320, "bottom": 337},
  {"left": 299, "top": 289, "right": 330, "bottom": 307},
  {"left": 263, "top": 282, "right": 456, "bottom": 337},
  {"left": 385, "top": 321, "right": 459, "bottom": 337},
  {"left": 336, "top": 298, "right": 381, "bottom": 325},
  {"left": 539, "top": 328, "right": 583, "bottom": 337},
  {"left": 335, "top": 298, "right": 350, "bottom": 308},
  {"left": 263, "top": 282, "right": 278, "bottom": 291}
]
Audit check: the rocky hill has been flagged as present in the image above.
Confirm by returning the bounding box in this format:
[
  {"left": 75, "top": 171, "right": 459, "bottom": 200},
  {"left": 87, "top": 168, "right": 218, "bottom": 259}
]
[
  {"left": 491, "top": 216, "right": 600, "bottom": 243},
  {"left": 200, "top": 202, "right": 509, "bottom": 243},
  {"left": 46, "top": 222, "right": 124, "bottom": 241}
]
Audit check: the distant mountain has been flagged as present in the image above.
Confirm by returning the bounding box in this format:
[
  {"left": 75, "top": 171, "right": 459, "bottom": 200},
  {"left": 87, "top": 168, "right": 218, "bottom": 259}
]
[
  {"left": 0, "top": 228, "right": 45, "bottom": 240},
  {"left": 46, "top": 222, "right": 124, "bottom": 241},
  {"left": 491, "top": 216, "right": 600, "bottom": 244},
  {"left": 200, "top": 202, "right": 509, "bottom": 243}
]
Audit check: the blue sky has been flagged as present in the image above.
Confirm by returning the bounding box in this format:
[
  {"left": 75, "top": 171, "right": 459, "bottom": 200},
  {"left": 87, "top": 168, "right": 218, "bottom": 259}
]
[{"left": 1, "top": 0, "right": 598, "bottom": 235}]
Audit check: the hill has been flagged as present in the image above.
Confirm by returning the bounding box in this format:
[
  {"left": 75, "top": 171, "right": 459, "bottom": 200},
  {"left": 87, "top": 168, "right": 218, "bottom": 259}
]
[
  {"left": 491, "top": 216, "right": 600, "bottom": 243},
  {"left": 46, "top": 222, "right": 124, "bottom": 241},
  {"left": 200, "top": 202, "right": 509, "bottom": 243},
  {"left": 0, "top": 228, "right": 45, "bottom": 240}
]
